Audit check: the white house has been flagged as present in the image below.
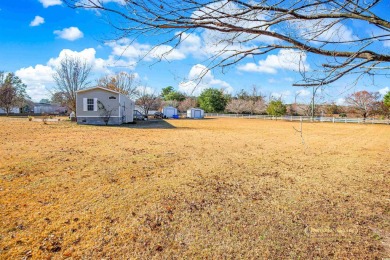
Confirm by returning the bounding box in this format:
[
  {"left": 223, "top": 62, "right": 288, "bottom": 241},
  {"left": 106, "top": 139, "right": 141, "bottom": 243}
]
[
  {"left": 33, "top": 103, "right": 67, "bottom": 114},
  {"left": 76, "top": 87, "right": 134, "bottom": 125},
  {"left": 162, "top": 106, "right": 178, "bottom": 118},
  {"left": 134, "top": 105, "right": 158, "bottom": 116},
  {"left": 187, "top": 108, "right": 204, "bottom": 119},
  {"left": 0, "top": 107, "right": 19, "bottom": 114}
]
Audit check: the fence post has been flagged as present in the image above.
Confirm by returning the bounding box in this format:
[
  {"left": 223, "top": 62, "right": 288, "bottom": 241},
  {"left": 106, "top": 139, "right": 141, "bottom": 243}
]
[
  {"left": 345, "top": 118, "right": 347, "bottom": 123},
  {"left": 332, "top": 117, "right": 335, "bottom": 123}
]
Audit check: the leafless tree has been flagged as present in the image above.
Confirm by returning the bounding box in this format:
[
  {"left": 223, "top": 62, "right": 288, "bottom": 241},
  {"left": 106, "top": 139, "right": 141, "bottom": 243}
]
[
  {"left": 226, "top": 99, "right": 247, "bottom": 114},
  {"left": 309, "top": 85, "right": 324, "bottom": 119},
  {"left": 51, "top": 91, "right": 69, "bottom": 109},
  {"left": 241, "top": 86, "right": 266, "bottom": 114},
  {"left": 97, "top": 100, "right": 116, "bottom": 125},
  {"left": 97, "top": 72, "right": 139, "bottom": 99},
  {"left": 345, "top": 90, "right": 381, "bottom": 120},
  {"left": 251, "top": 99, "right": 267, "bottom": 114},
  {"left": 178, "top": 97, "right": 198, "bottom": 112},
  {"left": 53, "top": 55, "right": 92, "bottom": 113},
  {"left": 136, "top": 86, "right": 161, "bottom": 116},
  {"left": 65, "top": 0, "right": 390, "bottom": 88},
  {"left": 161, "top": 100, "right": 180, "bottom": 108}
]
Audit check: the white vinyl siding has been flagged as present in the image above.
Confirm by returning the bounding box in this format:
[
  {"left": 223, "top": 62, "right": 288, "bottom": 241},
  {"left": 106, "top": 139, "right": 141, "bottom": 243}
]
[
  {"left": 83, "top": 98, "right": 87, "bottom": 111},
  {"left": 93, "top": 98, "right": 98, "bottom": 111}
]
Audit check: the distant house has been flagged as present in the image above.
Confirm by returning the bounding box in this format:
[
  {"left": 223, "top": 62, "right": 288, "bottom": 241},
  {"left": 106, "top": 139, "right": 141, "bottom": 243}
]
[
  {"left": 134, "top": 105, "right": 157, "bottom": 116},
  {"left": 187, "top": 108, "right": 204, "bottom": 119},
  {"left": 0, "top": 107, "right": 19, "bottom": 114},
  {"left": 76, "top": 87, "right": 135, "bottom": 125},
  {"left": 33, "top": 103, "right": 67, "bottom": 114}
]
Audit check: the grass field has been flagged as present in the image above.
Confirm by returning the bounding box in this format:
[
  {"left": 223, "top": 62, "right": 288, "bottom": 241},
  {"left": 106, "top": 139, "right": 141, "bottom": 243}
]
[{"left": 0, "top": 117, "right": 389, "bottom": 259}]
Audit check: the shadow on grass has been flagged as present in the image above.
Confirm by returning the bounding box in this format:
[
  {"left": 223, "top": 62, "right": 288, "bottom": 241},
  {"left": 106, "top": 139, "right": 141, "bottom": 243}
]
[
  {"left": 76, "top": 118, "right": 215, "bottom": 129},
  {"left": 173, "top": 118, "right": 216, "bottom": 121},
  {"left": 122, "top": 119, "right": 176, "bottom": 129}
]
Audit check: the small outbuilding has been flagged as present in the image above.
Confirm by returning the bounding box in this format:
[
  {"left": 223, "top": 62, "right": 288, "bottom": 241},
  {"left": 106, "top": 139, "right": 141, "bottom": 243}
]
[
  {"left": 76, "top": 87, "right": 135, "bottom": 125},
  {"left": 187, "top": 108, "right": 204, "bottom": 119},
  {"left": 162, "top": 106, "right": 178, "bottom": 118},
  {"left": 33, "top": 103, "right": 67, "bottom": 114}
]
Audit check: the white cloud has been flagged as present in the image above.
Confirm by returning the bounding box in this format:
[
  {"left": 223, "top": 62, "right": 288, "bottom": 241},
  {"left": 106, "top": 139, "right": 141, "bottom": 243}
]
[
  {"left": 136, "top": 86, "right": 155, "bottom": 95},
  {"left": 268, "top": 78, "right": 277, "bottom": 84},
  {"left": 30, "top": 16, "right": 45, "bottom": 27},
  {"left": 271, "top": 90, "right": 291, "bottom": 100},
  {"left": 15, "top": 65, "right": 55, "bottom": 102},
  {"left": 48, "top": 48, "right": 111, "bottom": 74},
  {"left": 39, "top": 0, "right": 62, "bottom": 8},
  {"left": 15, "top": 48, "right": 116, "bottom": 101},
  {"left": 106, "top": 33, "right": 202, "bottom": 63},
  {"left": 379, "top": 87, "right": 389, "bottom": 95},
  {"left": 179, "top": 64, "right": 233, "bottom": 96},
  {"left": 291, "top": 18, "right": 357, "bottom": 44},
  {"left": 296, "top": 89, "right": 311, "bottom": 97},
  {"left": 336, "top": 98, "right": 346, "bottom": 105},
  {"left": 54, "top": 27, "right": 83, "bottom": 41},
  {"left": 238, "top": 49, "right": 310, "bottom": 74}
]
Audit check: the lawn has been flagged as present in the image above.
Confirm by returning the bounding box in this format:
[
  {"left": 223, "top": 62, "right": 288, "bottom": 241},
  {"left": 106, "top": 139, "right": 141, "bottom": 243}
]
[{"left": 0, "top": 117, "right": 389, "bottom": 259}]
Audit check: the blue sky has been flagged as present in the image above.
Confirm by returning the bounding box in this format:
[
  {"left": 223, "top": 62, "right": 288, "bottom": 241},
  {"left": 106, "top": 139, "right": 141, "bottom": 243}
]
[{"left": 0, "top": 0, "right": 389, "bottom": 103}]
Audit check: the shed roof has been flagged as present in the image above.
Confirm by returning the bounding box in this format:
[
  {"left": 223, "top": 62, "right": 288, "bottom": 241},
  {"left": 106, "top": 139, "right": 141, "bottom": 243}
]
[{"left": 76, "top": 86, "right": 121, "bottom": 94}]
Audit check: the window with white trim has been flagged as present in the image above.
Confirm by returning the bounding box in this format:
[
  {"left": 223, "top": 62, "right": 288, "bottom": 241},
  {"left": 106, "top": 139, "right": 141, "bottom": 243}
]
[{"left": 87, "top": 98, "right": 94, "bottom": 111}]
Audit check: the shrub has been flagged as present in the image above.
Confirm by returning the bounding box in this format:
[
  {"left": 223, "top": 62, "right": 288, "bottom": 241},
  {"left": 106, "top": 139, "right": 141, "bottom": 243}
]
[{"left": 266, "top": 100, "right": 287, "bottom": 116}]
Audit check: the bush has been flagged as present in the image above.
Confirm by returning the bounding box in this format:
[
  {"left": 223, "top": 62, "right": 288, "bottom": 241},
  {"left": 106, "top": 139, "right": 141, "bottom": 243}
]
[{"left": 266, "top": 100, "right": 287, "bottom": 116}]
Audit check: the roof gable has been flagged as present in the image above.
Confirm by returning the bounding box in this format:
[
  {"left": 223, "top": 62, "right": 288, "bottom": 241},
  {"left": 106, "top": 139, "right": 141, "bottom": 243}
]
[{"left": 76, "top": 86, "right": 121, "bottom": 95}]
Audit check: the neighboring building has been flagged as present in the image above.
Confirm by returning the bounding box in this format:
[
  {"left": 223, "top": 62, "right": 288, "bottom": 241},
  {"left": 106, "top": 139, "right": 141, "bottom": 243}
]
[
  {"left": 33, "top": 103, "right": 67, "bottom": 114},
  {"left": 162, "top": 106, "right": 178, "bottom": 118},
  {"left": 134, "top": 105, "right": 158, "bottom": 116},
  {"left": 0, "top": 107, "right": 19, "bottom": 114},
  {"left": 187, "top": 108, "right": 204, "bottom": 119},
  {"left": 76, "top": 87, "right": 134, "bottom": 125}
]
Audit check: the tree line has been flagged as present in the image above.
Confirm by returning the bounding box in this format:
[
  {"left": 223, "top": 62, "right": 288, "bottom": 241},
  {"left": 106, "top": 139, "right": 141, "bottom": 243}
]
[
  {"left": 47, "top": 55, "right": 390, "bottom": 119},
  {"left": 1, "top": 55, "right": 390, "bottom": 120}
]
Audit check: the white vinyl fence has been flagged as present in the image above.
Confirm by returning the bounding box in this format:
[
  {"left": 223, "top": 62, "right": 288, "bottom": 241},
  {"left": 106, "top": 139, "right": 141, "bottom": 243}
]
[{"left": 205, "top": 113, "right": 390, "bottom": 125}]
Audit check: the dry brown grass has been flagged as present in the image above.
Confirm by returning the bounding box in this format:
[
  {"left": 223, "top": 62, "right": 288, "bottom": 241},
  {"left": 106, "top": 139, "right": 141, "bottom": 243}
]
[{"left": 0, "top": 117, "right": 389, "bottom": 259}]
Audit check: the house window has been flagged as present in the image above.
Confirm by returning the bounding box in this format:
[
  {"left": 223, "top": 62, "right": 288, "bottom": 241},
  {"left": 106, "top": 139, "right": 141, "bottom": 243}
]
[{"left": 87, "top": 99, "right": 94, "bottom": 111}]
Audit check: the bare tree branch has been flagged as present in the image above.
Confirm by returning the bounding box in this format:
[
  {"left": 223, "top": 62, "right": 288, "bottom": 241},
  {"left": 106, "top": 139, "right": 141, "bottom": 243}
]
[
  {"left": 64, "top": 0, "right": 390, "bottom": 87},
  {"left": 52, "top": 55, "right": 92, "bottom": 113}
]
